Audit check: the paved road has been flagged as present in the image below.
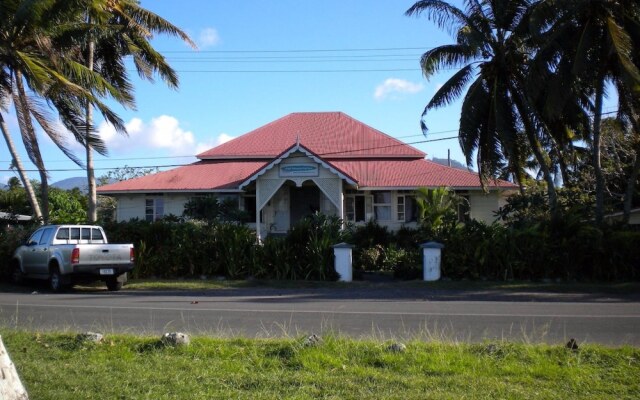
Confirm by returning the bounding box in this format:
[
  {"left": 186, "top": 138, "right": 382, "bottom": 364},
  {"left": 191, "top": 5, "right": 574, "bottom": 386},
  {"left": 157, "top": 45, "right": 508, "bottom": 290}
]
[{"left": 0, "top": 287, "right": 638, "bottom": 345}]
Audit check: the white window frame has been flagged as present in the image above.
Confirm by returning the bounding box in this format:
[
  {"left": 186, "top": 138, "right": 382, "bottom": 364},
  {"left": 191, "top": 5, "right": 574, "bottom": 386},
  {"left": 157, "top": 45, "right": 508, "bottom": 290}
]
[
  {"left": 344, "top": 193, "right": 369, "bottom": 222},
  {"left": 397, "top": 194, "right": 406, "bottom": 222},
  {"left": 145, "top": 196, "right": 165, "bottom": 222}
]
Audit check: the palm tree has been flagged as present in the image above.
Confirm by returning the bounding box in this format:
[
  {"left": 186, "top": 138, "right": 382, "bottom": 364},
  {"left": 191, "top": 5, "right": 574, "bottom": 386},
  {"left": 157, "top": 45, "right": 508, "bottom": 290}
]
[
  {"left": 0, "top": 0, "right": 129, "bottom": 222},
  {"left": 406, "top": 0, "right": 563, "bottom": 217},
  {"left": 534, "top": 0, "right": 640, "bottom": 223},
  {"left": 76, "top": 0, "right": 195, "bottom": 222}
]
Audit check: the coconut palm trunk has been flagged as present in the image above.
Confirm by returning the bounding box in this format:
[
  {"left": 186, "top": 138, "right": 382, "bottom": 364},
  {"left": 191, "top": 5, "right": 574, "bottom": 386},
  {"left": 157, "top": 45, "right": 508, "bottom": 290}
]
[
  {"left": 0, "top": 113, "right": 42, "bottom": 220},
  {"left": 86, "top": 35, "right": 97, "bottom": 223},
  {"left": 14, "top": 72, "right": 49, "bottom": 222},
  {"left": 592, "top": 73, "right": 606, "bottom": 225}
]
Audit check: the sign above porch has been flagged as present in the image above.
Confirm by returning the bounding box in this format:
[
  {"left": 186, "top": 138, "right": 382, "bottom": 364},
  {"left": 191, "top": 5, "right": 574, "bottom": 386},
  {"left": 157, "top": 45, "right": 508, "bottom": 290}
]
[{"left": 279, "top": 164, "right": 319, "bottom": 178}]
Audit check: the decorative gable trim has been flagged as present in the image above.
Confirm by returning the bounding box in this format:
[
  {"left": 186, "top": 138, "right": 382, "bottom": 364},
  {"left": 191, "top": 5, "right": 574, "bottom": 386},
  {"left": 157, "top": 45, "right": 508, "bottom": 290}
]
[{"left": 239, "top": 142, "right": 357, "bottom": 189}]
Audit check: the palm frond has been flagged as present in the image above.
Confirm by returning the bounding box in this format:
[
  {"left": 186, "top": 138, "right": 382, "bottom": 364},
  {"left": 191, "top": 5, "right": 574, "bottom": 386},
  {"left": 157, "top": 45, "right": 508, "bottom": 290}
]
[{"left": 426, "top": 64, "right": 475, "bottom": 110}]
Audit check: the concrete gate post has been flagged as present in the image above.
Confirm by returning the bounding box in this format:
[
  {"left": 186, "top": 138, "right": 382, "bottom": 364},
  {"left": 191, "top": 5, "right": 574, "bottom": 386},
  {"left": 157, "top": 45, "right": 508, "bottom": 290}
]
[
  {"left": 332, "top": 242, "right": 354, "bottom": 282},
  {"left": 420, "top": 241, "right": 444, "bottom": 281}
]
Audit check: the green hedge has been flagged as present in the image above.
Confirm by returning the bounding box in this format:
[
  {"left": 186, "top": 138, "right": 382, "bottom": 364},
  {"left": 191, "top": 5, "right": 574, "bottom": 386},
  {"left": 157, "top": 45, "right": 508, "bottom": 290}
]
[
  {"left": 103, "top": 213, "right": 343, "bottom": 281},
  {"left": 2, "top": 216, "right": 638, "bottom": 282},
  {"left": 345, "top": 219, "right": 639, "bottom": 282}
]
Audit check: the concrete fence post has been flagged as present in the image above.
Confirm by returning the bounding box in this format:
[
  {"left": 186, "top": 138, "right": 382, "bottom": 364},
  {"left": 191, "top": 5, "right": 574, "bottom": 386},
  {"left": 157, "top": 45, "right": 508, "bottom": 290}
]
[
  {"left": 332, "top": 242, "right": 354, "bottom": 282},
  {"left": 0, "top": 335, "right": 29, "bottom": 400},
  {"left": 420, "top": 241, "right": 444, "bottom": 281}
]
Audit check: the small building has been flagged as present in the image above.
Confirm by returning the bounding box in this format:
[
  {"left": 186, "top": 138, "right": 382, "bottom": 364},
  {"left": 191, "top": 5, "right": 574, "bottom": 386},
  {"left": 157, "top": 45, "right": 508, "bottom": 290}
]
[{"left": 98, "top": 112, "right": 516, "bottom": 239}]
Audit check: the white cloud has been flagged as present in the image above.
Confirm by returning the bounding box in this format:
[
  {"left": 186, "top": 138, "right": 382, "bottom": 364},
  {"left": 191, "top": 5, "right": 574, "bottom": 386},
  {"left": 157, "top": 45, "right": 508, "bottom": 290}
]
[
  {"left": 198, "top": 27, "right": 220, "bottom": 49},
  {"left": 98, "top": 116, "right": 236, "bottom": 157},
  {"left": 374, "top": 78, "right": 424, "bottom": 101},
  {"left": 195, "top": 133, "right": 235, "bottom": 155},
  {"left": 99, "top": 115, "right": 198, "bottom": 156}
]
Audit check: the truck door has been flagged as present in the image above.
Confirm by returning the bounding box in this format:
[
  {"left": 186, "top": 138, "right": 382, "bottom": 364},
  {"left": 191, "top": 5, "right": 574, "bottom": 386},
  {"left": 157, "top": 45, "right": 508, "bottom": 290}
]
[
  {"left": 22, "top": 229, "right": 44, "bottom": 274},
  {"left": 32, "top": 227, "right": 55, "bottom": 275}
]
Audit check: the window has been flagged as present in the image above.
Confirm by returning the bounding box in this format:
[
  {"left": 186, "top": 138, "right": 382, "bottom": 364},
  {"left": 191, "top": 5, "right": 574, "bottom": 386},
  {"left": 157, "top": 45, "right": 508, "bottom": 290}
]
[
  {"left": 56, "top": 228, "right": 70, "bottom": 240},
  {"left": 344, "top": 194, "right": 366, "bottom": 222},
  {"left": 91, "top": 228, "right": 105, "bottom": 242},
  {"left": 373, "top": 192, "right": 392, "bottom": 221},
  {"left": 81, "top": 228, "right": 91, "bottom": 240},
  {"left": 28, "top": 230, "right": 44, "bottom": 245},
  {"left": 39, "top": 228, "right": 54, "bottom": 245},
  {"left": 457, "top": 194, "right": 471, "bottom": 223},
  {"left": 397, "top": 195, "right": 405, "bottom": 221},
  {"left": 242, "top": 195, "right": 257, "bottom": 223},
  {"left": 145, "top": 197, "right": 165, "bottom": 222},
  {"left": 70, "top": 228, "right": 80, "bottom": 240},
  {"left": 397, "top": 194, "right": 418, "bottom": 222}
]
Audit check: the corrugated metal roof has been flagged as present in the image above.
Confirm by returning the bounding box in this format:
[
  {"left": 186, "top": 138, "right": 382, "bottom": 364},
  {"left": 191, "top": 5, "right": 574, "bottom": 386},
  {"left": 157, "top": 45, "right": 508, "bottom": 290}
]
[{"left": 197, "top": 112, "right": 425, "bottom": 159}]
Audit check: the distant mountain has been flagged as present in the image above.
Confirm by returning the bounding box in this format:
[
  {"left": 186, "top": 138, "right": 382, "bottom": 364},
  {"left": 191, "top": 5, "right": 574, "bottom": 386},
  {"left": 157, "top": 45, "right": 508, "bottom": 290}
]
[
  {"left": 431, "top": 157, "right": 470, "bottom": 171},
  {"left": 51, "top": 177, "right": 88, "bottom": 191}
]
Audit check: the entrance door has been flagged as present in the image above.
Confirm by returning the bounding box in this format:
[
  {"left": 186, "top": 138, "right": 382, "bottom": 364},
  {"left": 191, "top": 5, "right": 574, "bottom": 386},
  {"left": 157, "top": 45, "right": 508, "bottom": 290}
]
[{"left": 290, "top": 186, "right": 320, "bottom": 225}]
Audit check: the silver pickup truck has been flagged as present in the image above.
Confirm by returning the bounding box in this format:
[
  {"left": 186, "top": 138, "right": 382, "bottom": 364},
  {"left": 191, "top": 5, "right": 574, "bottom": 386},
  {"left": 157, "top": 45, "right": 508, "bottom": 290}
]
[{"left": 11, "top": 225, "right": 134, "bottom": 292}]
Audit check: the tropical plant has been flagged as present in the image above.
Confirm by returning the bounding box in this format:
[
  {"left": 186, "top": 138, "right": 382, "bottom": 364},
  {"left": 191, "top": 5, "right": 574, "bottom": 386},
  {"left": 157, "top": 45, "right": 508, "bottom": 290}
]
[{"left": 414, "top": 186, "right": 463, "bottom": 231}]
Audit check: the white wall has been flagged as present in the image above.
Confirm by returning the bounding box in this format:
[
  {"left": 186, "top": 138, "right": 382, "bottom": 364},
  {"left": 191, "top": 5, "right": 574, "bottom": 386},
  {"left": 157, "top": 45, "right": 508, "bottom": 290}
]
[
  {"left": 114, "top": 193, "right": 204, "bottom": 221},
  {"left": 468, "top": 191, "right": 505, "bottom": 224}
]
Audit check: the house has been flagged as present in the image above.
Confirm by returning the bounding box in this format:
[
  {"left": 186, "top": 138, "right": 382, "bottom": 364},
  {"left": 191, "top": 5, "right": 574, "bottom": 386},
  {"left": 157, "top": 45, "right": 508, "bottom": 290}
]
[
  {"left": 603, "top": 208, "right": 640, "bottom": 226},
  {"left": 98, "top": 112, "right": 516, "bottom": 239}
]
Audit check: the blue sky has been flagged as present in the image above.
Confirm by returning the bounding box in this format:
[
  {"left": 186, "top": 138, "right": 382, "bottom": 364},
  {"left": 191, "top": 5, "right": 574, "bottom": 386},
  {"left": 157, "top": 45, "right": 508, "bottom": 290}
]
[{"left": 0, "top": 0, "right": 614, "bottom": 186}]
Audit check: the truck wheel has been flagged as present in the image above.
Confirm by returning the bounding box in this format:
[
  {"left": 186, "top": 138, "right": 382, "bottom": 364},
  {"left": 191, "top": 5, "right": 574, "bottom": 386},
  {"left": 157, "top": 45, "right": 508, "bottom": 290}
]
[
  {"left": 49, "top": 266, "right": 66, "bottom": 292},
  {"left": 106, "top": 278, "right": 123, "bottom": 292}
]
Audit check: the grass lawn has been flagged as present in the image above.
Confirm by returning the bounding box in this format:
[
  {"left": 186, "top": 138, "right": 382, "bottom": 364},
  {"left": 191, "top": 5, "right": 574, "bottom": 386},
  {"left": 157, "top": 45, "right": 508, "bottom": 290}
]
[
  {"left": 2, "top": 330, "right": 639, "bottom": 399},
  {"left": 121, "top": 278, "right": 640, "bottom": 294}
]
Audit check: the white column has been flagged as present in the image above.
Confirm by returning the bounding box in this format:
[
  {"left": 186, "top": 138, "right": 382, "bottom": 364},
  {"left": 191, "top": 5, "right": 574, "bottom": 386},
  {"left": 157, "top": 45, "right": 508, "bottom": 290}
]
[
  {"left": 255, "top": 184, "right": 261, "bottom": 242},
  {"left": 338, "top": 182, "right": 344, "bottom": 228}
]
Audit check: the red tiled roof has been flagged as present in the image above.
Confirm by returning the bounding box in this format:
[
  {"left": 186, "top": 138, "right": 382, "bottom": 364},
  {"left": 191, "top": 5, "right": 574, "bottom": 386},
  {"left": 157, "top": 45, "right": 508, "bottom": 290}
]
[
  {"left": 197, "top": 112, "right": 425, "bottom": 159},
  {"left": 332, "top": 159, "right": 516, "bottom": 188},
  {"left": 97, "top": 161, "right": 267, "bottom": 192}
]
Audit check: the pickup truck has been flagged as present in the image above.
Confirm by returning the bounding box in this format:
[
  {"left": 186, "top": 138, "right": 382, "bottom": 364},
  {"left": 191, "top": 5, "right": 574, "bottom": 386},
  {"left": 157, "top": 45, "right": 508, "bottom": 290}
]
[{"left": 11, "top": 225, "right": 134, "bottom": 292}]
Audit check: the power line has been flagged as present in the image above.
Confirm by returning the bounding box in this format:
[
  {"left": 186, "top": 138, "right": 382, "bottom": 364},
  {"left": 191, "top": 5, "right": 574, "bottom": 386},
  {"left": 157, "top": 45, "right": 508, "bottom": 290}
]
[
  {"left": 0, "top": 135, "right": 460, "bottom": 173},
  {"left": 158, "top": 68, "right": 422, "bottom": 73},
  {"left": 160, "top": 46, "right": 429, "bottom": 54},
  {"left": 0, "top": 129, "right": 461, "bottom": 165}
]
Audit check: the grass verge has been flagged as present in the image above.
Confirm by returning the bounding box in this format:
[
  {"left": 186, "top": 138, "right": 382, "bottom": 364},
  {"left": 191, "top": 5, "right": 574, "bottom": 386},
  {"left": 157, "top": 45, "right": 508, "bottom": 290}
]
[
  {"left": 122, "top": 278, "right": 640, "bottom": 294},
  {"left": 2, "top": 330, "right": 639, "bottom": 399}
]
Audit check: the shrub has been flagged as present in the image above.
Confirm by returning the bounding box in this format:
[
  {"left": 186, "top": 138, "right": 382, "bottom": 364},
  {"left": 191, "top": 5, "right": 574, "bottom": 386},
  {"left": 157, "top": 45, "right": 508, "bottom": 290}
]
[{"left": 0, "top": 224, "right": 35, "bottom": 279}]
